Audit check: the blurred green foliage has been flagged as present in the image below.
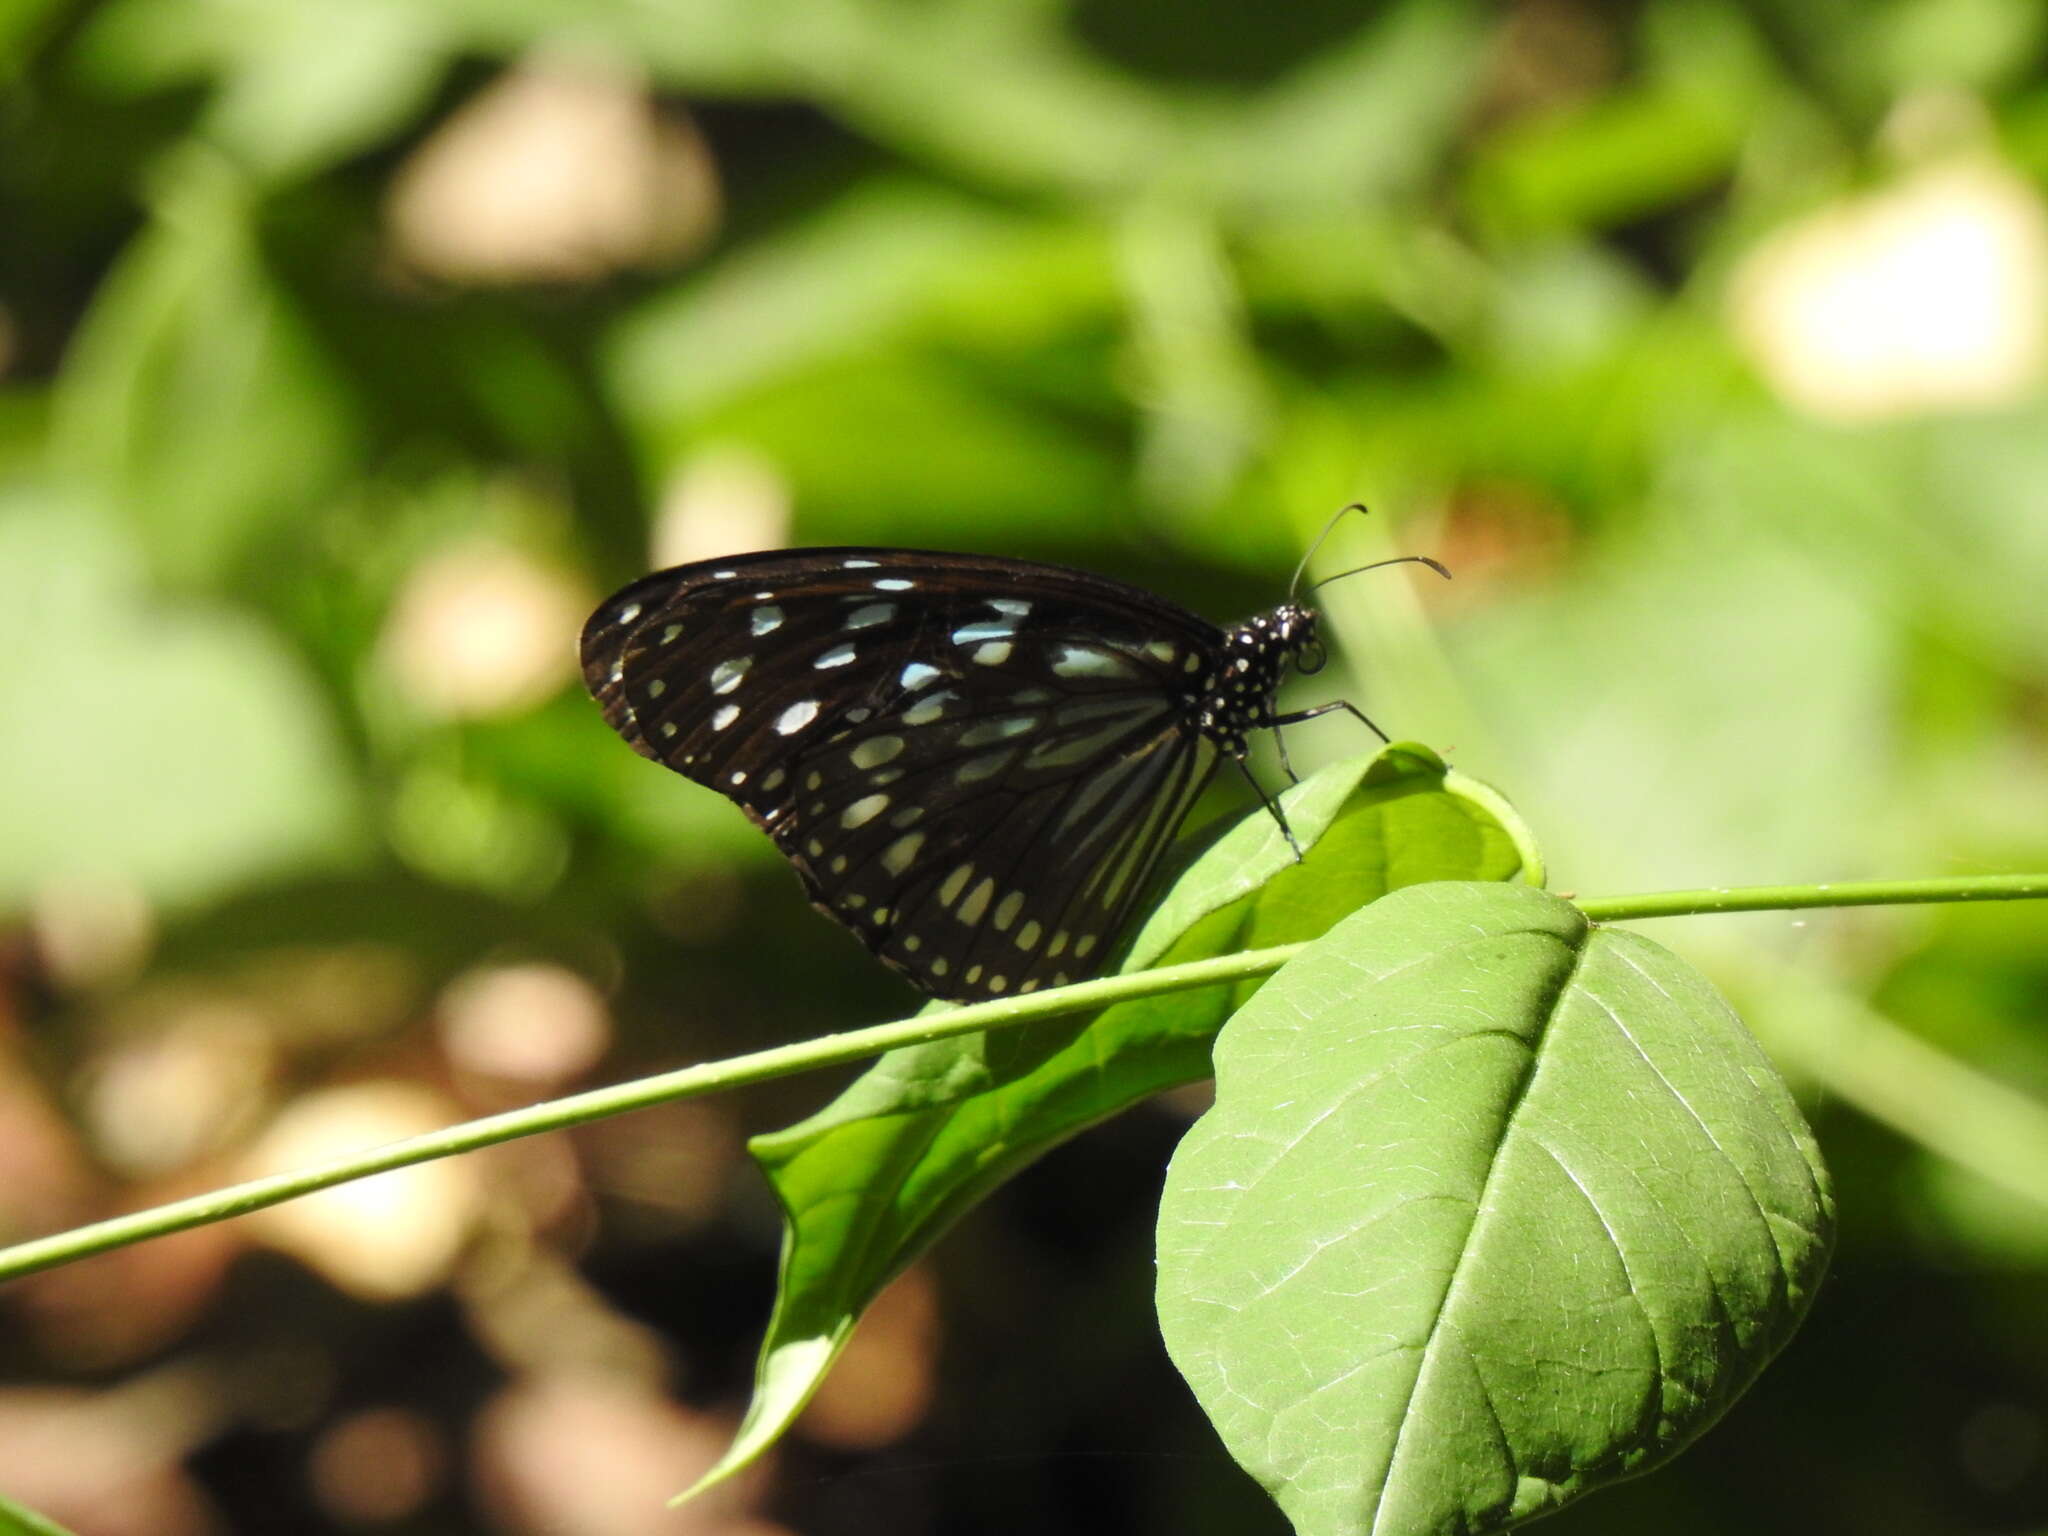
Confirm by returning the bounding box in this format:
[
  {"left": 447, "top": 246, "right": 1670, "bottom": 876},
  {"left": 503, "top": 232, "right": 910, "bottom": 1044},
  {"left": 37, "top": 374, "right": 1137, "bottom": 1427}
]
[{"left": 2, "top": 0, "right": 2047, "bottom": 1532}]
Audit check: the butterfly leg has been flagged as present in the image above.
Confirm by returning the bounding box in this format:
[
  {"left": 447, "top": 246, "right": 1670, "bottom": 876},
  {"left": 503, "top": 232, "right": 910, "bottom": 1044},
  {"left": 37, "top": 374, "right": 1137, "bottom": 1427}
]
[
  {"left": 1273, "top": 722, "right": 1300, "bottom": 783},
  {"left": 1273, "top": 699, "right": 1390, "bottom": 746},
  {"left": 1233, "top": 754, "right": 1304, "bottom": 861}
]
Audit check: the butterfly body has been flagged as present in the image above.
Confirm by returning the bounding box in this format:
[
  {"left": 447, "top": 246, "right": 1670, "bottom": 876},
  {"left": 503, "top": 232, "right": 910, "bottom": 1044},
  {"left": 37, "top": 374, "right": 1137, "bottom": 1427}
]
[{"left": 581, "top": 547, "right": 1326, "bottom": 1002}]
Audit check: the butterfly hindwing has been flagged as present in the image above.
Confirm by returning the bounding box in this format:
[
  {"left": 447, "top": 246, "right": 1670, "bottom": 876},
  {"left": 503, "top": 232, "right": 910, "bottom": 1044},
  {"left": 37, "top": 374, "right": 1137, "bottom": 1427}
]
[{"left": 581, "top": 549, "right": 1231, "bottom": 999}]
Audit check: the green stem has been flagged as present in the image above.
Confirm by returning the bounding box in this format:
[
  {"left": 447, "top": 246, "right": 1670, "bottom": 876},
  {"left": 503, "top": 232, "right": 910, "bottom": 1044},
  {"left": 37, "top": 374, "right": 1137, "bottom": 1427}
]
[
  {"left": 0, "top": 945, "right": 1273, "bottom": 1284},
  {"left": 1, "top": 870, "right": 2042, "bottom": 1285},
  {"left": 1578, "top": 871, "right": 2048, "bottom": 922}
]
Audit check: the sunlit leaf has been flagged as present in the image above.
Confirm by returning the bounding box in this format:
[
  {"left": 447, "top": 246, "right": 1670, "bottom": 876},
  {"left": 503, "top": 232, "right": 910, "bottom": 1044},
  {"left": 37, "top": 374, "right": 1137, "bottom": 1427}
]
[
  {"left": 1157, "top": 882, "right": 1833, "bottom": 1536},
  {"left": 73, "top": 0, "right": 449, "bottom": 180}
]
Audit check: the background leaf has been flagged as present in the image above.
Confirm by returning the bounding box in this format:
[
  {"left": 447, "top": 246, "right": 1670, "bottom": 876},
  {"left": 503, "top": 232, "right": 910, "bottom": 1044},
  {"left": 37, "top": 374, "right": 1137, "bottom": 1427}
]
[
  {"left": 1157, "top": 882, "right": 1834, "bottom": 1536},
  {"left": 0, "top": 494, "right": 362, "bottom": 908}
]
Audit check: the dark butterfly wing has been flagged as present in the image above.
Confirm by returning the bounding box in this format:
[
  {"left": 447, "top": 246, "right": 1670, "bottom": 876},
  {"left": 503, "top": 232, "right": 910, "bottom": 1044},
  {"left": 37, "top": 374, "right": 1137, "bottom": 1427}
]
[{"left": 580, "top": 548, "right": 1227, "bottom": 1000}]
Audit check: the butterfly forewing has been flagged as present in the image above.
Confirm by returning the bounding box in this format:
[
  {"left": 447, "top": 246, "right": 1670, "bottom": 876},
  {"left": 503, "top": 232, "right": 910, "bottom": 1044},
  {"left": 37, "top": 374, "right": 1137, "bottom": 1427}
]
[{"left": 581, "top": 549, "right": 1232, "bottom": 999}]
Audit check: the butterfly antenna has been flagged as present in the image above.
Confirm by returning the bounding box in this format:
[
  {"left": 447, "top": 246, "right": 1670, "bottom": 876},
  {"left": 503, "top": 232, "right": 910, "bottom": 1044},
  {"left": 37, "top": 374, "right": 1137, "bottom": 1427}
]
[
  {"left": 1308, "top": 555, "right": 1452, "bottom": 593},
  {"left": 1288, "top": 502, "right": 1376, "bottom": 602}
]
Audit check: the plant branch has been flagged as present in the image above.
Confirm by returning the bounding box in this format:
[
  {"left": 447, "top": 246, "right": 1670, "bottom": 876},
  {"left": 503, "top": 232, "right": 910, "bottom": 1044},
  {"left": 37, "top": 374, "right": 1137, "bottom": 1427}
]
[
  {"left": 1577, "top": 872, "right": 2048, "bottom": 922},
  {"left": 0, "top": 944, "right": 1277, "bottom": 1285},
  {"left": 0, "top": 870, "right": 2042, "bottom": 1285}
]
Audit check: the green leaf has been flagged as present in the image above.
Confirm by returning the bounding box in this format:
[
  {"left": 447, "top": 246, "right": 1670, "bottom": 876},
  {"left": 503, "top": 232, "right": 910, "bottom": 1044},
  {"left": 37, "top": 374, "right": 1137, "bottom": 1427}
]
[
  {"left": 46, "top": 149, "right": 353, "bottom": 587},
  {"left": 0, "top": 1492, "right": 78, "bottom": 1536},
  {"left": 0, "top": 494, "right": 363, "bottom": 908},
  {"left": 0, "top": 0, "right": 65, "bottom": 79},
  {"left": 608, "top": 180, "right": 1024, "bottom": 427},
  {"left": 1156, "top": 882, "right": 1834, "bottom": 1536},
  {"left": 679, "top": 744, "right": 1539, "bottom": 1502},
  {"left": 72, "top": 0, "right": 451, "bottom": 181}
]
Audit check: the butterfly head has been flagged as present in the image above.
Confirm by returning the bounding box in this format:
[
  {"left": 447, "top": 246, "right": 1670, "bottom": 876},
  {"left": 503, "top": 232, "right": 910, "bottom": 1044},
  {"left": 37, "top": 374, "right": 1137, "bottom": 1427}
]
[
  {"left": 1270, "top": 602, "right": 1326, "bottom": 675},
  {"left": 1245, "top": 602, "right": 1321, "bottom": 674}
]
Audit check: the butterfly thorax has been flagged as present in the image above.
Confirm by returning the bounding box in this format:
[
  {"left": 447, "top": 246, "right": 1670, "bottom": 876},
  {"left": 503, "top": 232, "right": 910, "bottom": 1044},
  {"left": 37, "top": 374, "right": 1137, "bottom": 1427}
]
[{"left": 1197, "top": 603, "right": 1318, "bottom": 755}]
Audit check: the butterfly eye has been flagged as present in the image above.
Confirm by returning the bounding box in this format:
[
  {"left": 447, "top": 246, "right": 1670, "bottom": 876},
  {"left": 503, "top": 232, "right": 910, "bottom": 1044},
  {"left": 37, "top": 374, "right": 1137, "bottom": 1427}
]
[{"left": 1296, "top": 639, "right": 1328, "bottom": 676}]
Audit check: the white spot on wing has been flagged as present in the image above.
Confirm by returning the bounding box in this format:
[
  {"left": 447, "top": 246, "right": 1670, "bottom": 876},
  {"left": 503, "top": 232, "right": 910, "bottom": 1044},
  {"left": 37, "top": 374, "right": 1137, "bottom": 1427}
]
[
  {"left": 958, "top": 878, "right": 994, "bottom": 925},
  {"left": 751, "top": 605, "right": 784, "bottom": 635},
  {"left": 712, "top": 704, "right": 740, "bottom": 730},
  {"left": 875, "top": 578, "right": 914, "bottom": 591},
  {"left": 711, "top": 657, "right": 751, "bottom": 693},
  {"left": 815, "top": 643, "right": 857, "bottom": 669},
  {"left": 993, "top": 891, "right": 1023, "bottom": 931},
  {"left": 844, "top": 558, "right": 879, "bottom": 569},
  {"left": 846, "top": 603, "right": 896, "bottom": 630},
  {"left": 618, "top": 602, "right": 642, "bottom": 624},
  {"left": 842, "top": 794, "right": 889, "bottom": 828},
  {"left": 938, "top": 864, "right": 973, "bottom": 906},
  {"left": 952, "top": 620, "right": 1016, "bottom": 644},
  {"left": 900, "top": 662, "right": 942, "bottom": 691},
  {"left": 990, "top": 599, "right": 1031, "bottom": 618},
  {"left": 776, "top": 700, "right": 820, "bottom": 734},
  {"left": 851, "top": 735, "right": 906, "bottom": 768},
  {"left": 959, "top": 714, "right": 1039, "bottom": 747},
  {"left": 881, "top": 832, "right": 925, "bottom": 874},
  {"left": 954, "top": 752, "right": 1011, "bottom": 785},
  {"left": 1052, "top": 645, "right": 1135, "bottom": 680},
  {"left": 971, "top": 641, "right": 1013, "bottom": 667}
]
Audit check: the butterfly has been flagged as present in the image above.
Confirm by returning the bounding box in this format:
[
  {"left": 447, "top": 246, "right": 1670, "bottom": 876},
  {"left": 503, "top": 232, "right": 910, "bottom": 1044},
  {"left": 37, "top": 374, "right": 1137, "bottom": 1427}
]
[{"left": 581, "top": 519, "right": 1445, "bottom": 1002}]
